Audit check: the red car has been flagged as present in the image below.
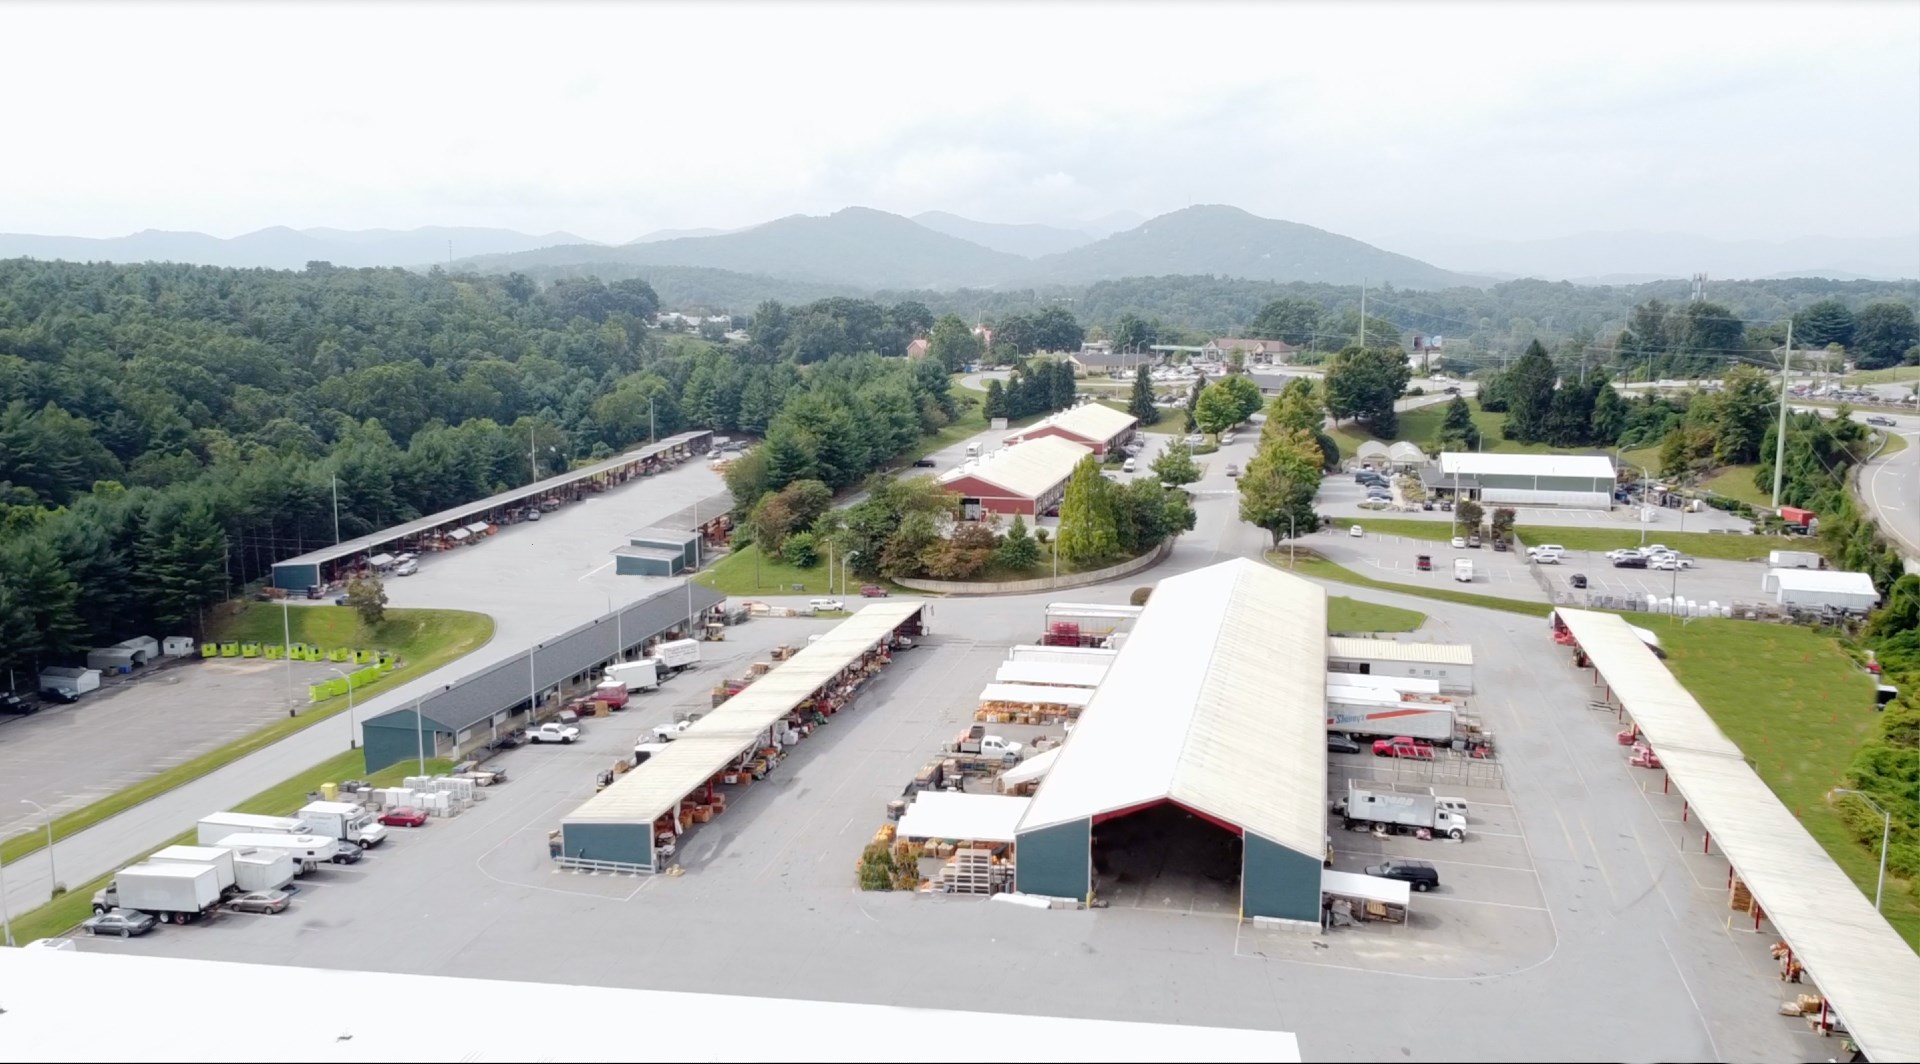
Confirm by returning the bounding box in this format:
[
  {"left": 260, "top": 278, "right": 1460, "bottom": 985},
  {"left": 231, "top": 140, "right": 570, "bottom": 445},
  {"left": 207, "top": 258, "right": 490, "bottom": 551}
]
[
  {"left": 378, "top": 806, "right": 428, "bottom": 827},
  {"left": 1372, "top": 736, "right": 1436, "bottom": 760},
  {"left": 860, "top": 584, "right": 889, "bottom": 597}
]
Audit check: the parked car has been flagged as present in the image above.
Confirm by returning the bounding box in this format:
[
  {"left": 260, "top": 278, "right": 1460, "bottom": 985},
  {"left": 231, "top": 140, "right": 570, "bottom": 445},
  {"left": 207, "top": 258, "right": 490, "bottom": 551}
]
[
  {"left": 860, "top": 584, "right": 889, "bottom": 597},
  {"left": 225, "top": 890, "right": 292, "bottom": 915},
  {"left": 1373, "top": 736, "right": 1436, "bottom": 759},
  {"left": 1605, "top": 548, "right": 1642, "bottom": 562},
  {"left": 1569, "top": 573, "right": 1588, "bottom": 589},
  {"left": 1349, "top": 524, "right": 1365, "bottom": 538},
  {"left": 1449, "top": 536, "right": 1466, "bottom": 548},
  {"left": 911, "top": 458, "right": 937, "bottom": 468},
  {"left": 1526, "top": 544, "right": 1565, "bottom": 558},
  {"left": 1651, "top": 556, "right": 1695, "bottom": 571},
  {"left": 1467, "top": 534, "right": 1482, "bottom": 549},
  {"left": 393, "top": 559, "right": 419, "bottom": 577},
  {"left": 83, "top": 908, "right": 159, "bottom": 938},
  {"left": 1365, "top": 859, "right": 1440, "bottom": 892},
  {"left": 1225, "top": 463, "right": 1240, "bottom": 477},
  {"left": 1326, "top": 734, "right": 1362, "bottom": 755},
  {"left": 378, "top": 806, "right": 429, "bottom": 827},
  {"left": 1613, "top": 555, "right": 1649, "bottom": 569},
  {"left": 38, "top": 687, "right": 79, "bottom": 705},
  {"left": 1866, "top": 415, "right": 1896, "bottom": 427},
  {"left": 1, "top": 692, "right": 35, "bottom": 715},
  {"left": 528, "top": 722, "right": 580, "bottom": 744},
  {"left": 808, "top": 598, "right": 847, "bottom": 613},
  {"left": 1421, "top": 500, "right": 1434, "bottom": 511},
  {"left": 523, "top": 507, "right": 542, "bottom": 522},
  {"left": 1185, "top": 434, "right": 1206, "bottom": 446},
  {"left": 1492, "top": 536, "right": 1508, "bottom": 552}
]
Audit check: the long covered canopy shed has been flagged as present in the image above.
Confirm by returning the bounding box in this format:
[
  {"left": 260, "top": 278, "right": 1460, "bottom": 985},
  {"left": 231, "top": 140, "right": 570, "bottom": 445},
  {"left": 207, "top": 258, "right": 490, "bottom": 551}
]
[
  {"left": 271, "top": 431, "right": 713, "bottom": 590},
  {"left": 1553, "top": 608, "right": 1919, "bottom": 1063},
  {"left": 561, "top": 601, "right": 925, "bottom": 870},
  {"left": 1015, "top": 558, "right": 1329, "bottom": 924}
]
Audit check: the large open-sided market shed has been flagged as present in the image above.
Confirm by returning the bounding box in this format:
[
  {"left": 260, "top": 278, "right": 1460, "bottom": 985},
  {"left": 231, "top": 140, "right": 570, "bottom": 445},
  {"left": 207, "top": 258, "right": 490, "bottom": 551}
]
[{"left": 1014, "top": 558, "right": 1329, "bottom": 924}]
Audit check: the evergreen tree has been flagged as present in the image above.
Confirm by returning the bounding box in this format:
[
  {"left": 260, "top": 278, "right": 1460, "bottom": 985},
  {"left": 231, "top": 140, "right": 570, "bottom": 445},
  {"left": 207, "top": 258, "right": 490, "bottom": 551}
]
[
  {"left": 1439, "top": 395, "right": 1481, "bottom": 450},
  {"left": 1050, "top": 360, "right": 1077, "bottom": 411},
  {"left": 1127, "top": 366, "right": 1157, "bottom": 423},
  {"left": 1501, "top": 340, "right": 1557, "bottom": 442},
  {"left": 984, "top": 379, "right": 1006, "bottom": 420},
  {"left": 0, "top": 538, "right": 88, "bottom": 657},
  {"left": 995, "top": 514, "right": 1041, "bottom": 570},
  {"left": 1589, "top": 378, "right": 1627, "bottom": 445},
  {"left": 1544, "top": 380, "right": 1596, "bottom": 447}
]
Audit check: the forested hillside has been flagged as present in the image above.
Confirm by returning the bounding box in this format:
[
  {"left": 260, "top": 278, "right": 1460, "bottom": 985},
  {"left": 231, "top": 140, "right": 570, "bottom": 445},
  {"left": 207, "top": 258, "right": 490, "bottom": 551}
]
[{"left": 0, "top": 260, "right": 952, "bottom": 677}]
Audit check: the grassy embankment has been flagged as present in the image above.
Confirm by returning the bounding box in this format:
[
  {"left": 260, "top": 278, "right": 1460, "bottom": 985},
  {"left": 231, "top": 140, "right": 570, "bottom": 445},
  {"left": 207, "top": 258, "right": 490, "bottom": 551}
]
[
  {"left": 1327, "top": 597, "right": 1426, "bottom": 632},
  {"left": 1659, "top": 621, "right": 1918, "bottom": 948},
  {"left": 7, "top": 751, "right": 454, "bottom": 944},
  {"left": 0, "top": 605, "right": 490, "bottom": 867},
  {"left": 1269, "top": 552, "right": 1554, "bottom": 618}
]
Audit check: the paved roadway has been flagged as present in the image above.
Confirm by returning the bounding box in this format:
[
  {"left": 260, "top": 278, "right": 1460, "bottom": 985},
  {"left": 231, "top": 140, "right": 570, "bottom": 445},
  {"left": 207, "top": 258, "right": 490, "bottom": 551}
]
[
  {"left": 1847, "top": 411, "right": 1920, "bottom": 564},
  {"left": 0, "top": 455, "right": 732, "bottom": 919}
]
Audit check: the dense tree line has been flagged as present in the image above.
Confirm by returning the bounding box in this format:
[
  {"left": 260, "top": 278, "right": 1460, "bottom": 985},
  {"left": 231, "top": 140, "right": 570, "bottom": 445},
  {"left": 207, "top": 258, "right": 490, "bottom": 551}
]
[
  {"left": 1238, "top": 379, "right": 1331, "bottom": 543},
  {"left": 982, "top": 360, "right": 1076, "bottom": 421},
  {"left": 0, "top": 259, "right": 961, "bottom": 681}
]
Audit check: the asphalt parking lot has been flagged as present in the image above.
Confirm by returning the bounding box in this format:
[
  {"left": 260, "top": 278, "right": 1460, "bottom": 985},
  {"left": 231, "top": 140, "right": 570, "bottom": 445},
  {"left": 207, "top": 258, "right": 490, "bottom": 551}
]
[
  {"left": 75, "top": 586, "right": 1815, "bottom": 1062},
  {"left": 0, "top": 654, "right": 355, "bottom": 839}
]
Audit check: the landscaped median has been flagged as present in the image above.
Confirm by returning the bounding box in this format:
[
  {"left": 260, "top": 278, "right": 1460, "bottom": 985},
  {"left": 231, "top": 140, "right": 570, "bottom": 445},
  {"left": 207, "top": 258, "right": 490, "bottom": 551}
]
[
  {"left": 0, "top": 604, "right": 491, "bottom": 869},
  {"left": 6, "top": 752, "right": 453, "bottom": 945}
]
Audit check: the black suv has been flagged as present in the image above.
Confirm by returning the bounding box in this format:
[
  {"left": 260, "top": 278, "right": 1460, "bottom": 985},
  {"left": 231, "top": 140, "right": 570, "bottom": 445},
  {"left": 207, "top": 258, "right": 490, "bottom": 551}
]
[
  {"left": 1613, "top": 555, "right": 1648, "bottom": 569},
  {"left": 1, "top": 692, "right": 35, "bottom": 715},
  {"left": 1365, "top": 859, "right": 1440, "bottom": 892},
  {"left": 1327, "top": 733, "right": 1362, "bottom": 755}
]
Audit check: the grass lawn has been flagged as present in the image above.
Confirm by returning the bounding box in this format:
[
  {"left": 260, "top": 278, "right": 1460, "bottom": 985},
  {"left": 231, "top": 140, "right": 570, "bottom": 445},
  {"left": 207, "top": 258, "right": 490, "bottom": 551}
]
[
  {"left": 1269, "top": 553, "right": 1554, "bottom": 617},
  {"left": 1510, "top": 526, "right": 1796, "bottom": 562},
  {"left": 0, "top": 604, "right": 492, "bottom": 869},
  {"left": 1328, "top": 403, "right": 1562, "bottom": 459},
  {"left": 1618, "top": 444, "right": 1663, "bottom": 474},
  {"left": 697, "top": 544, "right": 855, "bottom": 596},
  {"left": 1328, "top": 596, "right": 1427, "bottom": 632},
  {"left": 1333, "top": 516, "right": 1461, "bottom": 542},
  {"left": 211, "top": 603, "right": 494, "bottom": 707},
  {"left": 1698, "top": 464, "right": 1771, "bottom": 508},
  {"left": 8, "top": 752, "right": 454, "bottom": 944},
  {"left": 1844, "top": 366, "right": 1920, "bottom": 385},
  {"left": 1658, "top": 621, "right": 1917, "bottom": 947},
  {"left": 1875, "top": 429, "right": 1909, "bottom": 457}
]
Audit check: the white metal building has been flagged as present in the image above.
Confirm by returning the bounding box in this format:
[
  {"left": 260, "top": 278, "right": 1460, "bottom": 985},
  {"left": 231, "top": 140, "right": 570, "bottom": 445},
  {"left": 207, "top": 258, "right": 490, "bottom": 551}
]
[
  {"left": 1014, "top": 559, "right": 1330, "bottom": 924},
  {"left": 1009, "top": 644, "right": 1119, "bottom": 666},
  {"left": 0, "top": 948, "right": 1302, "bottom": 1062},
  {"left": 1327, "top": 637, "right": 1474, "bottom": 693},
  {"left": 994, "top": 660, "right": 1111, "bottom": 688},
  {"left": 1553, "top": 608, "right": 1920, "bottom": 1064},
  {"left": 561, "top": 601, "right": 924, "bottom": 870},
  {"left": 1003, "top": 402, "right": 1139, "bottom": 455},
  {"left": 1436, "top": 452, "right": 1616, "bottom": 508},
  {"left": 1762, "top": 568, "right": 1879, "bottom": 611},
  {"left": 937, "top": 436, "right": 1093, "bottom": 518}
]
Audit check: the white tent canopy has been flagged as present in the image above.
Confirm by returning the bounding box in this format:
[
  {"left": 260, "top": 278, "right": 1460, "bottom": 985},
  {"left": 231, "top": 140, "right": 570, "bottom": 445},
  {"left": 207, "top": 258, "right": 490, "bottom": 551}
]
[
  {"left": 979, "top": 683, "right": 1094, "bottom": 709},
  {"left": 994, "top": 661, "right": 1110, "bottom": 689},
  {"left": 896, "top": 792, "right": 1031, "bottom": 844},
  {"left": 1000, "top": 746, "right": 1062, "bottom": 787},
  {"left": 1321, "top": 868, "right": 1411, "bottom": 908}
]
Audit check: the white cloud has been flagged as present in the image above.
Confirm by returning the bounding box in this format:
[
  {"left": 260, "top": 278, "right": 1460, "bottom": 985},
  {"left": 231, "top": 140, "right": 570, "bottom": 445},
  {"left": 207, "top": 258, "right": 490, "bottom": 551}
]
[{"left": 0, "top": 0, "right": 1912, "bottom": 242}]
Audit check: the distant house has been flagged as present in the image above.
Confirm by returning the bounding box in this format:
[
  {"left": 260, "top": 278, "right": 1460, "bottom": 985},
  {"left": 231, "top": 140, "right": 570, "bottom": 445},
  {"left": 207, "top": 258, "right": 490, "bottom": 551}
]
[
  {"left": 906, "top": 338, "right": 931, "bottom": 360},
  {"left": 1204, "top": 338, "right": 1296, "bottom": 364},
  {"left": 1065, "top": 349, "right": 1147, "bottom": 377}
]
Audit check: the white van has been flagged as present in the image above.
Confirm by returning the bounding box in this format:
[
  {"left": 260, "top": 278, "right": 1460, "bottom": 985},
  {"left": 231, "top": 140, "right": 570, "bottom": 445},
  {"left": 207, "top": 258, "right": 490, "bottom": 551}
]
[
  {"left": 965, "top": 442, "right": 982, "bottom": 459},
  {"left": 1122, "top": 457, "right": 1137, "bottom": 473}
]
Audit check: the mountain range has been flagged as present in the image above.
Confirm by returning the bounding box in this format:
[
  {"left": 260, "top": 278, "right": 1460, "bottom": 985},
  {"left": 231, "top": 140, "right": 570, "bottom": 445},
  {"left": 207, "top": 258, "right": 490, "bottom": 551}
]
[{"left": 3, "top": 210, "right": 1912, "bottom": 291}]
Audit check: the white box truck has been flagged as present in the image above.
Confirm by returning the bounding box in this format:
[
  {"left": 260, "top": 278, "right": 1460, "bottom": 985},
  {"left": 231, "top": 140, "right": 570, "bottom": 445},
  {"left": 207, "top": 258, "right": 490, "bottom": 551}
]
[
  {"left": 213, "top": 833, "right": 345, "bottom": 874},
  {"left": 298, "top": 801, "right": 388, "bottom": 849},
  {"left": 229, "top": 846, "right": 297, "bottom": 892},
  {"left": 146, "top": 845, "right": 237, "bottom": 896},
  {"left": 197, "top": 811, "right": 310, "bottom": 846},
  {"left": 1453, "top": 558, "right": 1474, "bottom": 583},
  {"left": 91, "top": 863, "right": 223, "bottom": 923},
  {"left": 605, "top": 658, "right": 661, "bottom": 692},
  {"left": 653, "top": 639, "right": 701, "bottom": 672},
  {"left": 1334, "top": 784, "right": 1469, "bottom": 840},
  {"left": 1768, "top": 549, "right": 1823, "bottom": 570}
]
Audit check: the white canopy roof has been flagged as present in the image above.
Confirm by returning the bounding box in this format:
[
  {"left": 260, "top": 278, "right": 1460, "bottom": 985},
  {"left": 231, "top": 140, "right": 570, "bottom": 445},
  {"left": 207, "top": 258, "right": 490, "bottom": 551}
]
[
  {"left": 938, "top": 436, "right": 1091, "bottom": 498},
  {"left": 1019, "top": 402, "right": 1138, "bottom": 445},
  {"left": 994, "top": 661, "right": 1110, "bottom": 689},
  {"left": 1766, "top": 568, "right": 1878, "bottom": 597},
  {"left": 1321, "top": 868, "right": 1411, "bottom": 908},
  {"left": 446, "top": 527, "right": 471, "bottom": 541},
  {"left": 1009, "top": 644, "right": 1118, "bottom": 663},
  {"left": 567, "top": 602, "right": 925, "bottom": 829},
  {"left": 1018, "top": 559, "right": 1328, "bottom": 859},
  {"left": 1553, "top": 608, "right": 1920, "bottom": 1063},
  {"left": 895, "top": 791, "right": 1031, "bottom": 843},
  {"left": 465, "top": 521, "right": 492, "bottom": 534},
  {"left": 1438, "top": 452, "right": 1615, "bottom": 479},
  {"left": 1356, "top": 441, "right": 1390, "bottom": 459},
  {"left": 979, "top": 683, "right": 1094, "bottom": 709},
  {"left": 368, "top": 553, "right": 395, "bottom": 567},
  {"left": 1000, "top": 746, "right": 1061, "bottom": 787}
]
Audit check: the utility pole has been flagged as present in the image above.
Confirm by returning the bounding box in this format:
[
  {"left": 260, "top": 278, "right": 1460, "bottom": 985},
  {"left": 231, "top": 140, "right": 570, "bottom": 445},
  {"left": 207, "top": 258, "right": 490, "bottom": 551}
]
[
  {"left": 1770, "top": 320, "right": 1793, "bottom": 509},
  {"left": 1358, "top": 280, "right": 1366, "bottom": 348},
  {"left": 331, "top": 475, "right": 341, "bottom": 545},
  {"left": 529, "top": 423, "right": 539, "bottom": 483}
]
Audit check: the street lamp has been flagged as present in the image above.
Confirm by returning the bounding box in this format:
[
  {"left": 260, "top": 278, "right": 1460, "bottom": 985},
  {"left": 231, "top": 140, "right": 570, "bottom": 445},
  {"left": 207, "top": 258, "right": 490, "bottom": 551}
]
[
  {"left": 20, "top": 799, "right": 55, "bottom": 892},
  {"left": 327, "top": 666, "right": 357, "bottom": 750},
  {"left": 1827, "top": 789, "right": 1890, "bottom": 912}
]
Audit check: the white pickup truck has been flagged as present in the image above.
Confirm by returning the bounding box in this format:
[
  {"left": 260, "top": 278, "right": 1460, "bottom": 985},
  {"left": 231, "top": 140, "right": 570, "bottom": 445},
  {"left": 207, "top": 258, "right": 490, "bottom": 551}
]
[{"left": 528, "top": 722, "right": 580, "bottom": 744}]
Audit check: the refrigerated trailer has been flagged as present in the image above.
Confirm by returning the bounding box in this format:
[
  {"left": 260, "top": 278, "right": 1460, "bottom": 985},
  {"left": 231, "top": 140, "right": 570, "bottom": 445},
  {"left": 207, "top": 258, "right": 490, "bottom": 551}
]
[
  {"left": 196, "top": 812, "right": 309, "bottom": 846},
  {"left": 1326, "top": 689, "right": 1459, "bottom": 743}
]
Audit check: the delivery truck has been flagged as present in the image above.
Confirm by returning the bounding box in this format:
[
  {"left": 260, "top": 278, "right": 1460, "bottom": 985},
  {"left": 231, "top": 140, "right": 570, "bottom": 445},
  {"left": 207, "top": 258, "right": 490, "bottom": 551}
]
[
  {"left": 592, "top": 679, "right": 630, "bottom": 708},
  {"left": 197, "top": 811, "right": 310, "bottom": 846},
  {"left": 653, "top": 639, "right": 701, "bottom": 672},
  {"left": 1326, "top": 690, "right": 1458, "bottom": 743},
  {"left": 229, "top": 846, "right": 298, "bottom": 892},
  {"left": 146, "top": 845, "right": 238, "bottom": 896},
  {"left": 605, "top": 658, "right": 661, "bottom": 692},
  {"left": 91, "top": 863, "right": 224, "bottom": 923},
  {"left": 1768, "top": 549, "right": 1823, "bottom": 570},
  {"left": 298, "top": 801, "right": 388, "bottom": 849},
  {"left": 1334, "top": 783, "right": 1469, "bottom": 840},
  {"left": 212, "top": 833, "right": 344, "bottom": 874}
]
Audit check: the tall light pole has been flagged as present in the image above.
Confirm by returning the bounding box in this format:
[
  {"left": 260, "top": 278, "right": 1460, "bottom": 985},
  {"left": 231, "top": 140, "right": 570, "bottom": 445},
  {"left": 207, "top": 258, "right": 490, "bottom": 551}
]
[
  {"left": 1828, "top": 788, "right": 1889, "bottom": 912},
  {"left": 1771, "top": 319, "right": 1794, "bottom": 509},
  {"left": 327, "top": 666, "right": 357, "bottom": 750},
  {"left": 20, "top": 799, "right": 55, "bottom": 892},
  {"left": 281, "top": 598, "right": 296, "bottom": 717}
]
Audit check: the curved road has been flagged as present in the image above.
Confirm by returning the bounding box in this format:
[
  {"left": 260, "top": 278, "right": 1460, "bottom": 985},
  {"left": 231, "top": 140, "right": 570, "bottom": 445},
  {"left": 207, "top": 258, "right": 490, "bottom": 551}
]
[{"left": 1853, "top": 413, "right": 1920, "bottom": 564}]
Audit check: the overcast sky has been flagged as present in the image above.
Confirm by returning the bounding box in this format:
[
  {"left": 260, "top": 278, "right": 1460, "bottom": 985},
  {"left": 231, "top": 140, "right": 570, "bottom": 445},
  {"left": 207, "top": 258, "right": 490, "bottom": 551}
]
[{"left": 5, "top": 0, "right": 1916, "bottom": 244}]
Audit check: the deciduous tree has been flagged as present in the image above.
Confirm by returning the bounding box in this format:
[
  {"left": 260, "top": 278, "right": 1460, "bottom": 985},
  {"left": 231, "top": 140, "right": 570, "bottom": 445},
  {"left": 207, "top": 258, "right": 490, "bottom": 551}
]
[
  {"left": 1237, "top": 429, "right": 1321, "bottom": 544},
  {"left": 346, "top": 574, "right": 388, "bottom": 627},
  {"left": 1323, "top": 346, "right": 1412, "bottom": 435},
  {"left": 1056, "top": 457, "right": 1119, "bottom": 566},
  {"left": 1150, "top": 440, "right": 1200, "bottom": 486}
]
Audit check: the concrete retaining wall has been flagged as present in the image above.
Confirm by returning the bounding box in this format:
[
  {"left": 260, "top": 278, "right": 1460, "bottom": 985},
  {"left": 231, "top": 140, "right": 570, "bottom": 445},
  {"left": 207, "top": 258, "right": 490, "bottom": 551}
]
[{"left": 895, "top": 539, "right": 1175, "bottom": 597}]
